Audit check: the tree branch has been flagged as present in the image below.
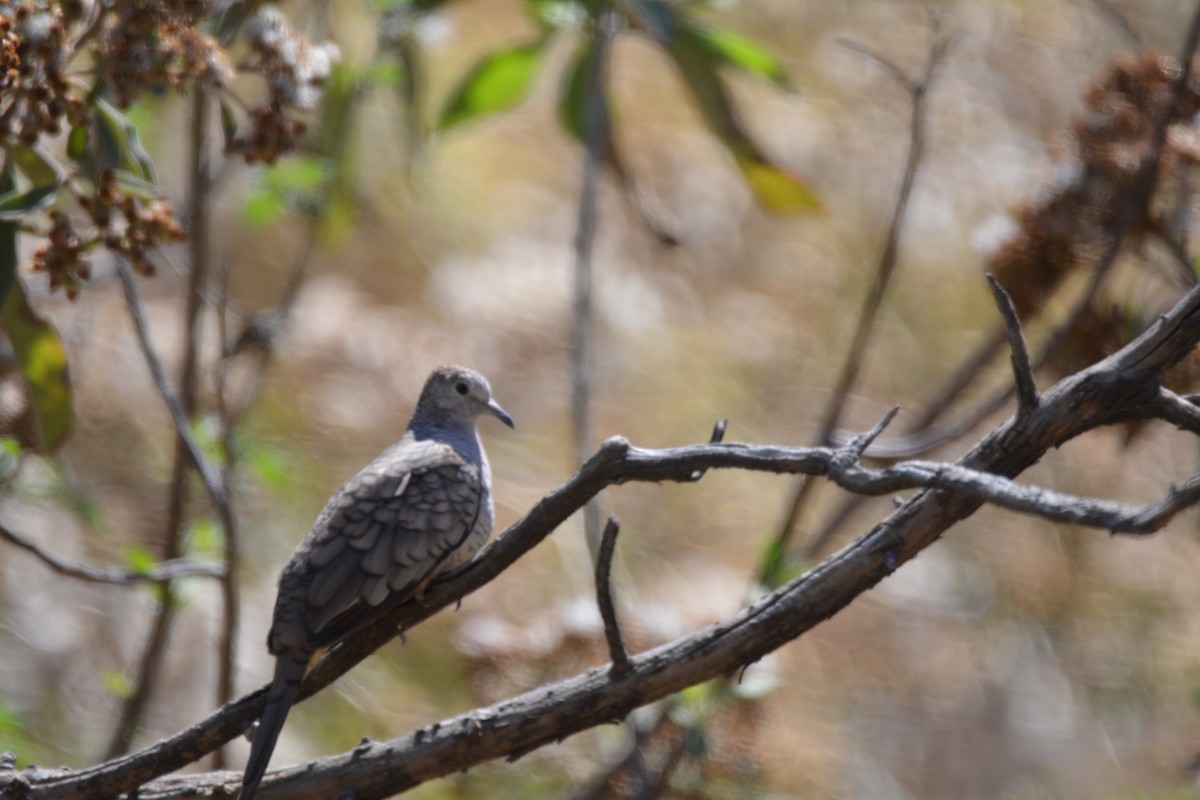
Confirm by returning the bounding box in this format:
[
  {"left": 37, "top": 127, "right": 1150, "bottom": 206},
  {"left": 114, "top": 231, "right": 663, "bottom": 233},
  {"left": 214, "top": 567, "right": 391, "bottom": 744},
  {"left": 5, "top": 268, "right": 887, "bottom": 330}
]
[
  {"left": 16, "top": 261, "right": 1200, "bottom": 800},
  {"left": 571, "top": 5, "right": 619, "bottom": 552},
  {"left": 594, "top": 516, "right": 631, "bottom": 678},
  {"left": 986, "top": 275, "right": 1039, "bottom": 415},
  {"left": 1148, "top": 387, "right": 1200, "bottom": 434},
  {"left": 777, "top": 21, "right": 951, "bottom": 552},
  {"left": 18, "top": 433, "right": 1200, "bottom": 797},
  {"left": 112, "top": 258, "right": 228, "bottom": 531},
  {"left": 0, "top": 522, "right": 224, "bottom": 584},
  {"left": 16, "top": 273, "right": 1200, "bottom": 800}
]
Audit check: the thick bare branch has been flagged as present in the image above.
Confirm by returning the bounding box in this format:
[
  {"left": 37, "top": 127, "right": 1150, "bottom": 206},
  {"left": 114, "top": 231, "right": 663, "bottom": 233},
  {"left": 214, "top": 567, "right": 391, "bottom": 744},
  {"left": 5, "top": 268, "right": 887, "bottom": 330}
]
[{"left": 18, "top": 436, "right": 1200, "bottom": 797}]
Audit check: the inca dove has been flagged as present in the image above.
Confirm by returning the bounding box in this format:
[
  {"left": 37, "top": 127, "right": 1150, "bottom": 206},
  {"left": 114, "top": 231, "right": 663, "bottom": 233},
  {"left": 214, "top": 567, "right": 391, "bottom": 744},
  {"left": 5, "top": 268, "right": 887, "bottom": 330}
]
[{"left": 239, "top": 365, "right": 513, "bottom": 800}]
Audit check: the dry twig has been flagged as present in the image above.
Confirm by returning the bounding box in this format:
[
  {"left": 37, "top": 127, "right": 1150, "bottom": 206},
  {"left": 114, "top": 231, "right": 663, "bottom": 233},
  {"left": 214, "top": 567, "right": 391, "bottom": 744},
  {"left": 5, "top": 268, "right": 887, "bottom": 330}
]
[{"left": 594, "top": 516, "right": 632, "bottom": 677}]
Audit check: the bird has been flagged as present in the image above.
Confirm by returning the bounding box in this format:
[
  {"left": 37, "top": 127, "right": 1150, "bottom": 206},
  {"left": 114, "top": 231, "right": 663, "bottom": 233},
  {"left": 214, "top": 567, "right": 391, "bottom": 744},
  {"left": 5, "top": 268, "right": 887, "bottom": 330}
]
[{"left": 239, "top": 365, "right": 514, "bottom": 800}]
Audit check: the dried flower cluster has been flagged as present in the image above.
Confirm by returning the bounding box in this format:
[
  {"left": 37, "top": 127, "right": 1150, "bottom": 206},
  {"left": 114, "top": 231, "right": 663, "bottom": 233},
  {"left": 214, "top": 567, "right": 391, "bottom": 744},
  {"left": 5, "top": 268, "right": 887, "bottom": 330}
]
[
  {"left": 102, "top": 0, "right": 233, "bottom": 107},
  {"left": 222, "top": 6, "right": 340, "bottom": 164},
  {"left": 0, "top": 2, "right": 85, "bottom": 143},
  {"left": 226, "top": 7, "right": 340, "bottom": 163},
  {"left": 0, "top": 1, "right": 339, "bottom": 300},
  {"left": 32, "top": 172, "right": 185, "bottom": 299},
  {"left": 990, "top": 55, "right": 1200, "bottom": 382}
]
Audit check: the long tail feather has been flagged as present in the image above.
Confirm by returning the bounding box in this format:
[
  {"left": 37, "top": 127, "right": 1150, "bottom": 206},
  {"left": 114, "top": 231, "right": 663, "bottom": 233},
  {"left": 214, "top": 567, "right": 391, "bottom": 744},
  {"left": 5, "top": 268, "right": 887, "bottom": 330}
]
[{"left": 240, "top": 652, "right": 308, "bottom": 800}]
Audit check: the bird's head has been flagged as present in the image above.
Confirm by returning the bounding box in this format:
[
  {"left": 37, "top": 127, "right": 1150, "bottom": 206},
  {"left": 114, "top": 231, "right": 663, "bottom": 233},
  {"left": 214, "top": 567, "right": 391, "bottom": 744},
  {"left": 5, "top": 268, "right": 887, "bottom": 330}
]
[{"left": 417, "top": 365, "right": 515, "bottom": 429}]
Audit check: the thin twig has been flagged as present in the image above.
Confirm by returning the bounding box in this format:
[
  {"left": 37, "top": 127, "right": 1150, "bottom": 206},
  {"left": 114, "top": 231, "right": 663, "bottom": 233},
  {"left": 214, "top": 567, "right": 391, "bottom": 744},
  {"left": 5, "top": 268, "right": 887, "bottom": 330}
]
[
  {"left": 843, "top": 406, "right": 900, "bottom": 457},
  {"left": 213, "top": 252, "right": 241, "bottom": 769},
  {"left": 23, "top": 320, "right": 1200, "bottom": 798},
  {"left": 904, "top": 326, "right": 1008, "bottom": 434},
  {"left": 836, "top": 38, "right": 920, "bottom": 92},
  {"left": 594, "top": 515, "right": 631, "bottom": 677},
  {"left": 572, "top": 6, "right": 619, "bottom": 553},
  {"left": 108, "top": 85, "right": 219, "bottom": 761},
  {"left": 986, "top": 275, "right": 1038, "bottom": 415},
  {"left": 775, "top": 21, "right": 951, "bottom": 556},
  {"left": 1147, "top": 387, "right": 1200, "bottom": 434},
  {"left": 109, "top": 206, "right": 227, "bottom": 526},
  {"left": 688, "top": 418, "right": 727, "bottom": 481},
  {"left": 1146, "top": 213, "right": 1199, "bottom": 288},
  {"left": 804, "top": 8, "right": 1200, "bottom": 552},
  {"left": 0, "top": 522, "right": 223, "bottom": 584}
]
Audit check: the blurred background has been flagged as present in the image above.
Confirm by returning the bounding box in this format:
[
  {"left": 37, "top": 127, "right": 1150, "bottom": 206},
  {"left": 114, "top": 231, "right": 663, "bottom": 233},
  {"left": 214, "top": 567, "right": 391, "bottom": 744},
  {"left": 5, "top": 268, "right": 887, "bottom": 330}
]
[{"left": 3, "top": 0, "right": 1200, "bottom": 798}]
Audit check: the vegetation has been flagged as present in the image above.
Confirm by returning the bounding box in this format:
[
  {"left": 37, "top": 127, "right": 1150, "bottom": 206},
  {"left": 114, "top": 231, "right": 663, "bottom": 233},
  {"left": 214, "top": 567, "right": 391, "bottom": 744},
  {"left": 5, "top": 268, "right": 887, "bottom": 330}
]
[{"left": 2, "top": 1, "right": 1200, "bottom": 798}]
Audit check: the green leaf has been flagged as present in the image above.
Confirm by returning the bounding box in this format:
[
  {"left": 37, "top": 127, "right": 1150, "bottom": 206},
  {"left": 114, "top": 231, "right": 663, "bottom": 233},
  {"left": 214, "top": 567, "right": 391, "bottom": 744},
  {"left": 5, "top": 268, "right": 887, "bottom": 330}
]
[
  {"left": 438, "top": 40, "right": 547, "bottom": 132},
  {"left": 368, "top": 60, "right": 406, "bottom": 88},
  {"left": 11, "top": 143, "right": 66, "bottom": 187},
  {"left": 667, "top": 34, "right": 820, "bottom": 213},
  {"left": 93, "top": 98, "right": 158, "bottom": 184},
  {"left": 756, "top": 535, "right": 803, "bottom": 590},
  {"left": 676, "top": 679, "right": 722, "bottom": 715},
  {"left": 189, "top": 414, "right": 227, "bottom": 468},
  {"left": 0, "top": 696, "right": 31, "bottom": 760},
  {"left": 0, "top": 437, "right": 16, "bottom": 487},
  {"left": 734, "top": 153, "right": 821, "bottom": 212},
  {"left": 104, "top": 668, "right": 134, "bottom": 699},
  {"left": 123, "top": 544, "right": 159, "bottom": 576},
  {"left": 112, "top": 170, "right": 160, "bottom": 201},
  {"left": 241, "top": 156, "right": 330, "bottom": 229},
  {"left": 682, "top": 726, "right": 708, "bottom": 757},
  {"left": 242, "top": 188, "right": 286, "bottom": 229},
  {"left": 0, "top": 184, "right": 59, "bottom": 220},
  {"left": 0, "top": 281, "right": 72, "bottom": 453},
  {"left": 245, "top": 440, "right": 290, "bottom": 489},
  {"left": 316, "top": 62, "right": 361, "bottom": 165},
  {"left": 383, "top": 35, "right": 424, "bottom": 151},
  {"left": 681, "top": 21, "right": 792, "bottom": 90},
  {"left": 557, "top": 36, "right": 619, "bottom": 164},
  {"left": 558, "top": 40, "right": 591, "bottom": 142},
  {"left": 67, "top": 124, "right": 89, "bottom": 159},
  {"left": 187, "top": 518, "right": 223, "bottom": 557}
]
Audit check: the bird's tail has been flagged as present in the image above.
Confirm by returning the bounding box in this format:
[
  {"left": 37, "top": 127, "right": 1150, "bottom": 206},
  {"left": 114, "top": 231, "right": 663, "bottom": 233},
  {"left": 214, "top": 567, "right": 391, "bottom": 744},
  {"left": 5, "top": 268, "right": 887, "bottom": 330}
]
[{"left": 240, "top": 651, "right": 308, "bottom": 800}]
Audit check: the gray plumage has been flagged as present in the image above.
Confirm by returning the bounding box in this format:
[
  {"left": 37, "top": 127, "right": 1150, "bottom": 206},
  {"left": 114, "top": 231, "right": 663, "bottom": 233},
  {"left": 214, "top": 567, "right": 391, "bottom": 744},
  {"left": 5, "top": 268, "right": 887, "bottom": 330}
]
[{"left": 240, "top": 365, "right": 513, "bottom": 800}]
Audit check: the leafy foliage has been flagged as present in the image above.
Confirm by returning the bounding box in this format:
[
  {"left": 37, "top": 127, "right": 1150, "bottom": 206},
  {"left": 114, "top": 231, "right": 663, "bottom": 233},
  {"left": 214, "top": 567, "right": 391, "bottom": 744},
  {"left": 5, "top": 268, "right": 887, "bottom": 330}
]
[
  {"left": 410, "top": 0, "right": 819, "bottom": 214},
  {"left": 439, "top": 40, "right": 550, "bottom": 131}
]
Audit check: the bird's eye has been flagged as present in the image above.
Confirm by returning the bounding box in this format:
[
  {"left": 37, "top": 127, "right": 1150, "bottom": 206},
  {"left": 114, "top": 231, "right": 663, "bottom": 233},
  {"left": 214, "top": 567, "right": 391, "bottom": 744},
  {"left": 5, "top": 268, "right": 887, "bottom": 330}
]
[{"left": 455, "top": 381, "right": 469, "bottom": 396}]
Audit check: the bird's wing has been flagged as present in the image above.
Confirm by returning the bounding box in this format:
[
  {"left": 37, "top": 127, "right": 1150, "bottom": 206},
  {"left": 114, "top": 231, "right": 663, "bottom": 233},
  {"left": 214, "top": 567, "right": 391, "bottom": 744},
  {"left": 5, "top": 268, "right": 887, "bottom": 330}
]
[{"left": 269, "top": 436, "right": 484, "bottom": 655}]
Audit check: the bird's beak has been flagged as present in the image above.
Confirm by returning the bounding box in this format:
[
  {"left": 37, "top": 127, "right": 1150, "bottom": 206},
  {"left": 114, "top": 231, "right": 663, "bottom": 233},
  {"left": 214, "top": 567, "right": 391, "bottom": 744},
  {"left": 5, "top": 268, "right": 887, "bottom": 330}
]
[{"left": 487, "top": 398, "right": 515, "bottom": 429}]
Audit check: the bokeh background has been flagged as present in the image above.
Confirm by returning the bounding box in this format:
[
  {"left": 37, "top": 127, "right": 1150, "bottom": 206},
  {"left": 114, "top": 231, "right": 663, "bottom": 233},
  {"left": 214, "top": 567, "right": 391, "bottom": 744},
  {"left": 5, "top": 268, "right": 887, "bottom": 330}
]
[{"left": 4, "top": 1, "right": 1200, "bottom": 798}]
